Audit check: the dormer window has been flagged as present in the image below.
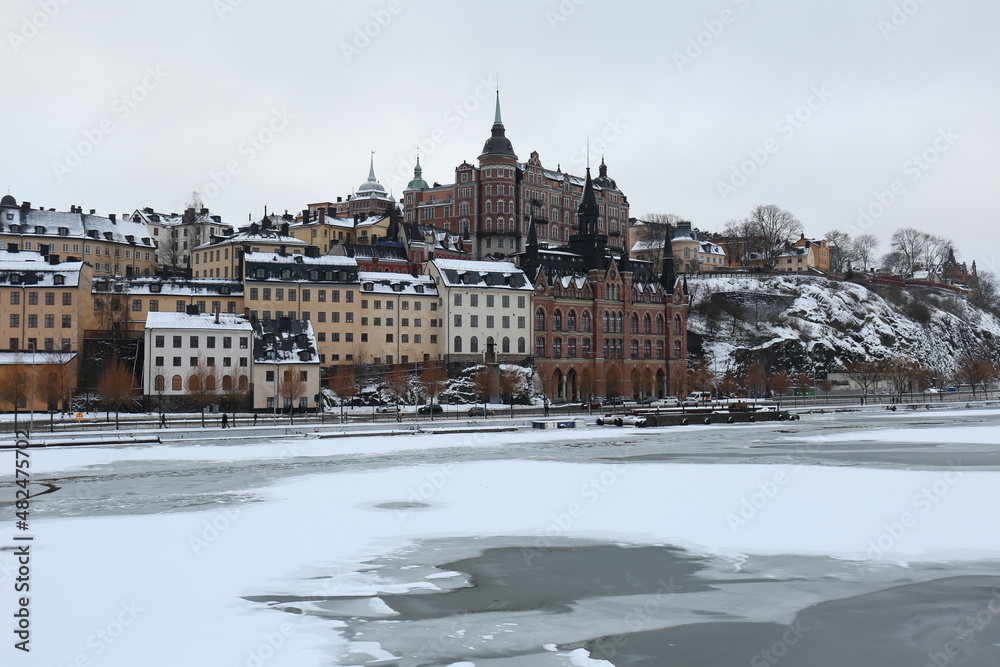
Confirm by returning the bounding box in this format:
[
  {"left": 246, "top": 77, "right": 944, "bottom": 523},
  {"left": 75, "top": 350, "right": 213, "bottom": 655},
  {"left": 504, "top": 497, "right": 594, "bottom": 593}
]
[
  {"left": 363, "top": 282, "right": 374, "bottom": 291},
  {"left": 220, "top": 286, "right": 230, "bottom": 295},
  {"left": 10, "top": 274, "right": 21, "bottom": 285},
  {"left": 34, "top": 226, "right": 46, "bottom": 234},
  {"left": 414, "top": 284, "right": 424, "bottom": 293},
  {"left": 149, "top": 284, "right": 161, "bottom": 293},
  {"left": 255, "top": 268, "right": 265, "bottom": 280},
  {"left": 53, "top": 275, "right": 65, "bottom": 285},
  {"left": 104, "top": 232, "right": 114, "bottom": 240},
  {"left": 58, "top": 227, "right": 69, "bottom": 236}
]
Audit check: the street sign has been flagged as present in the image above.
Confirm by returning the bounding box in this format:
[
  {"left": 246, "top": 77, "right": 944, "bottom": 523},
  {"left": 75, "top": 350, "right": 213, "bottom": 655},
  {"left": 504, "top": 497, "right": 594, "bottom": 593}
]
[{"left": 75, "top": 412, "right": 84, "bottom": 422}]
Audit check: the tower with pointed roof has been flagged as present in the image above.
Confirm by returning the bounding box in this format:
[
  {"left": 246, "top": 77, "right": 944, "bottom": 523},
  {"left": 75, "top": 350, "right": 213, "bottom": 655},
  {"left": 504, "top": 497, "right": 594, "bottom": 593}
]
[
  {"left": 405, "top": 155, "right": 429, "bottom": 191},
  {"left": 475, "top": 93, "right": 521, "bottom": 259},
  {"left": 348, "top": 154, "right": 395, "bottom": 218}
]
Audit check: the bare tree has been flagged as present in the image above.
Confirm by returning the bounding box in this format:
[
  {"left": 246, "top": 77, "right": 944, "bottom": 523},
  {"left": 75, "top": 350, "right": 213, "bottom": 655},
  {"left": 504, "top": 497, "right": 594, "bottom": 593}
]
[
  {"left": 384, "top": 368, "right": 412, "bottom": 413},
  {"left": 955, "top": 354, "right": 996, "bottom": 399},
  {"left": 472, "top": 364, "right": 492, "bottom": 408},
  {"left": 278, "top": 369, "right": 307, "bottom": 423},
  {"left": 188, "top": 357, "right": 220, "bottom": 427},
  {"left": 156, "top": 231, "right": 185, "bottom": 271},
  {"left": 743, "top": 205, "right": 803, "bottom": 269},
  {"left": 498, "top": 366, "right": 522, "bottom": 418},
  {"left": 38, "top": 353, "right": 73, "bottom": 412},
  {"left": 95, "top": 280, "right": 133, "bottom": 339},
  {"left": 718, "top": 370, "right": 740, "bottom": 397},
  {"left": 328, "top": 366, "right": 357, "bottom": 423},
  {"left": 889, "top": 228, "right": 928, "bottom": 277},
  {"left": 770, "top": 370, "right": 792, "bottom": 407},
  {"left": 686, "top": 358, "right": 715, "bottom": 393},
  {"left": 745, "top": 362, "right": 767, "bottom": 399},
  {"left": 825, "top": 229, "right": 855, "bottom": 276},
  {"left": 420, "top": 364, "right": 449, "bottom": 421},
  {"left": 634, "top": 213, "right": 685, "bottom": 272},
  {"left": 0, "top": 362, "right": 29, "bottom": 428},
  {"left": 851, "top": 233, "right": 880, "bottom": 273},
  {"left": 97, "top": 356, "right": 139, "bottom": 429},
  {"left": 222, "top": 369, "right": 250, "bottom": 414}
]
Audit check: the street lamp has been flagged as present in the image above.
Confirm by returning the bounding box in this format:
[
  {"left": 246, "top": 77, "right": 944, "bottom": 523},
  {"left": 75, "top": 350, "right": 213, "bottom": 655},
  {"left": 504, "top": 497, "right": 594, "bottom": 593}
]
[{"left": 28, "top": 341, "right": 36, "bottom": 433}]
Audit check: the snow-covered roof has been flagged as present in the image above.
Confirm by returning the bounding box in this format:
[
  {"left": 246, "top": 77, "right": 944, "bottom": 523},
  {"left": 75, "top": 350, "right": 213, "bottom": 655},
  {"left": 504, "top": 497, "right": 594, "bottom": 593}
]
[
  {"left": 1, "top": 207, "right": 154, "bottom": 246},
  {"left": 358, "top": 271, "right": 438, "bottom": 296},
  {"left": 631, "top": 240, "right": 665, "bottom": 253},
  {"left": 93, "top": 277, "right": 242, "bottom": 296},
  {"left": 0, "top": 352, "right": 77, "bottom": 365},
  {"left": 194, "top": 232, "right": 308, "bottom": 251},
  {"left": 430, "top": 259, "right": 531, "bottom": 290},
  {"left": 144, "top": 312, "right": 253, "bottom": 331},
  {"left": 0, "top": 252, "right": 83, "bottom": 287},
  {"left": 244, "top": 252, "right": 357, "bottom": 267},
  {"left": 252, "top": 318, "right": 318, "bottom": 364}
]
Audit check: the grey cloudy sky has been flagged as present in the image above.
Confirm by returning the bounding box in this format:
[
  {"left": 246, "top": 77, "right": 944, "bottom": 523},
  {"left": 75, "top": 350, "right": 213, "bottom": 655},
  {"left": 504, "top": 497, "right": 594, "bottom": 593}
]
[{"left": 4, "top": 0, "right": 997, "bottom": 270}]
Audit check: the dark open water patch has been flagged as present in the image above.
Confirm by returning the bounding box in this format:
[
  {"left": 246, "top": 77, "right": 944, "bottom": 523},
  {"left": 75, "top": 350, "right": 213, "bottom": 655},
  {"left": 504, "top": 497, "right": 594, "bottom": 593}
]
[{"left": 577, "top": 575, "right": 1000, "bottom": 666}]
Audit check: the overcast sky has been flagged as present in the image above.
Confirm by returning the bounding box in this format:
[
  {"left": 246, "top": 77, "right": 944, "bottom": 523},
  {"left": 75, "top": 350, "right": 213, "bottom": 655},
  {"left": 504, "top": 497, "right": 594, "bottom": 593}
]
[{"left": 4, "top": 0, "right": 997, "bottom": 270}]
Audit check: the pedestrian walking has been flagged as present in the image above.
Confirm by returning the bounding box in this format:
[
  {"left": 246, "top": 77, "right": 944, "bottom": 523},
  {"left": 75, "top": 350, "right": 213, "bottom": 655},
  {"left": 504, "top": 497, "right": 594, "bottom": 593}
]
[
  {"left": 543, "top": 401, "right": 550, "bottom": 417},
  {"left": 253, "top": 413, "right": 258, "bottom": 426},
  {"left": 159, "top": 414, "right": 167, "bottom": 429},
  {"left": 397, "top": 411, "right": 403, "bottom": 423},
  {"left": 222, "top": 413, "right": 229, "bottom": 428}
]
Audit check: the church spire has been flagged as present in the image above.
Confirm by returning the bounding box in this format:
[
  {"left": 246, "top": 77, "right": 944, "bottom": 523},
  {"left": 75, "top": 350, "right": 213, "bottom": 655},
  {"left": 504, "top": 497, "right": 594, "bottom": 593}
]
[
  {"left": 494, "top": 91, "right": 503, "bottom": 125},
  {"left": 479, "top": 92, "right": 516, "bottom": 160},
  {"left": 577, "top": 167, "right": 599, "bottom": 235}
]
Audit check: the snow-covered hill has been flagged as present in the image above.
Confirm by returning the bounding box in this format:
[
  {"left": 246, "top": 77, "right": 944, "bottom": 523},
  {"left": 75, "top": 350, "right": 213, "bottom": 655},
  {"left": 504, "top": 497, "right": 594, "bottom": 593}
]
[{"left": 686, "top": 274, "right": 1000, "bottom": 376}]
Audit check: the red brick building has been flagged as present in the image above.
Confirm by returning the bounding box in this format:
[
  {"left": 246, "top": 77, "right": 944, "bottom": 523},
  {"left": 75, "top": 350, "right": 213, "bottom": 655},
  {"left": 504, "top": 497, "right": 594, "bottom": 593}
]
[
  {"left": 403, "top": 95, "right": 630, "bottom": 260},
  {"left": 519, "top": 170, "right": 689, "bottom": 402}
]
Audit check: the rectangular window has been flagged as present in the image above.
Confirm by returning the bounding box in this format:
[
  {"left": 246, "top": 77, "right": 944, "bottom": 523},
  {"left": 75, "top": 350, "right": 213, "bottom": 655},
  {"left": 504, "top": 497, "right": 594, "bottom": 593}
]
[
  {"left": 331, "top": 332, "right": 340, "bottom": 342},
  {"left": 317, "top": 312, "right": 326, "bottom": 322},
  {"left": 486, "top": 315, "right": 494, "bottom": 328},
  {"left": 361, "top": 300, "right": 369, "bottom": 309},
  {"left": 207, "top": 336, "right": 216, "bottom": 348},
  {"left": 275, "top": 288, "right": 284, "bottom": 301},
  {"left": 172, "top": 357, "right": 181, "bottom": 367},
  {"left": 346, "top": 291, "right": 354, "bottom": 303},
  {"left": 239, "top": 357, "right": 247, "bottom": 367},
  {"left": 190, "top": 357, "right": 198, "bottom": 367},
  {"left": 385, "top": 333, "right": 393, "bottom": 343},
  {"left": 518, "top": 296, "right": 526, "bottom": 309},
  {"left": 454, "top": 314, "right": 462, "bottom": 327},
  {"left": 223, "top": 337, "right": 232, "bottom": 349},
  {"left": 63, "top": 293, "right": 72, "bottom": 306},
  {"left": 61, "top": 314, "right": 71, "bottom": 328},
  {"left": 9, "top": 314, "right": 18, "bottom": 327},
  {"left": 190, "top": 336, "right": 199, "bottom": 348},
  {"left": 9, "top": 293, "right": 18, "bottom": 305},
  {"left": 27, "top": 314, "right": 37, "bottom": 328},
  {"left": 454, "top": 294, "right": 462, "bottom": 306},
  {"left": 414, "top": 302, "right": 421, "bottom": 311},
  {"left": 301, "top": 289, "right": 310, "bottom": 302},
  {"left": 518, "top": 316, "right": 526, "bottom": 329},
  {"left": 345, "top": 312, "right": 353, "bottom": 323},
  {"left": 155, "top": 335, "right": 164, "bottom": 348},
  {"left": 288, "top": 289, "right": 296, "bottom": 301},
  {"left": 401, "top": 334, "right": 409, "bottom": 343},
  {"left": 44, "top": 314, "right": 53, "bottom": 328},
  {"left": 172, "top": 335, "right": 182, "bottom": 348},
  {"left": 149, "top": 299, "right": 159, "bottom": 312},
  {"left": 331, "top": 290, "right": 340, "bottom": 302},
  {"left": 374, "top": 300, "right": 381, "bottom": 310},
  {"left": 132, "top": 299, "right": 142, "bottom": 312},
  {"left": 414, "top": 334, "right": 421, "bottom": 343},
  {"left": 250, "top": 288, "right": 259, "bottom": 300},
  {"left": 470, "top": 315, "right": 479, "bottom": 328},
  {"left": 239, "top": 337, "right": 248, "bottom": 349},
  {"left": 263, "top": 288, "right": 272, "bottom": 301},
  {"left": 223, "top": 357, "right": 232, "bottom": 367},
  {"left": 28, "top": 292, "right": 38, "bottom": 305},
  {"left": 486, "top": 295, "right": 494, "bottom": 308},
  {"left": 176, "top": 300, "right": 185, "bottom": 312},
  {"left": 345, "top": 333, "right": 354, "bottom": 342},
  {"left": 361, "top": 333, "right": 368, "bottom": 342},
  {"left": 155, "top": 356, "right": 164, "bottom": 366},
  {"left": 45, "top": 292, "right": 55, "bottom": 306},
  {"left": 317, "top": 290, "right": 326, "bottom": 302},
  {"left": 361, "top": 317, "right": 369, "bottom": 326},
  {"left": 502, "top": 295, "right": 509, "bottom": 308},
  {"left": 502, "top": 316, "right": 510, "bottom": 328}
]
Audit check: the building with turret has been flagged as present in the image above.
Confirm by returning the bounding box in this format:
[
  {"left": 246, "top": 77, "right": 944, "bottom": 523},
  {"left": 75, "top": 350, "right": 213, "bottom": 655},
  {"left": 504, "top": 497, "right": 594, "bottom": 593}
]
[{"left": 402, "top": 95, "right": 630, "bottom": 260}]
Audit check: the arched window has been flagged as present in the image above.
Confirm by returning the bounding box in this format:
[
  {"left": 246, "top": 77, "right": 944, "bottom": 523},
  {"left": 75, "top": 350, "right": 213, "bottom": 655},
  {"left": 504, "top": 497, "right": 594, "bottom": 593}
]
[
  {"left": 643, "top": 314, "right": 652, "bottom": 334},
  {"left": 470, "top": 336, "right": 479, "bottom": 353},
  {"left": 553, "top": 338, "right": 562, "bottom": 358},
  {"left": 616, "top": 313, "right": 623, "bottom": 333},
  {"left": 674, "top": 315, "right": 683, "bottom": 335},
  {"left": 206, "top": 375, "right": 216, "bottom": 391},
  {"left": 582, "top": 339, "right": 591, "bottom": 358},
  {"left": 674, "top": 340, "right": 682, "bottom": 358},
  {"left": 536, "top": 309, "right": 546, "bottom": 331},
  {"left": 582, "top": 311, "right": 591, "bottom": 332},
  {"left": 454, "top": 336, "right": 463, "bottom": 353},
  {"left": 630, "top": 313, "right": 639, "bottom": 334},
  {"left": 567, "top": 310, "right": 577, "bottom": 331},
  {"left": 222, "top": 375, "right": 233, "bottom": 391},
  {"left": 553, "top": 310, "right": 563, "bottom": 332},
  {"left": 238, "top": 376, "right": 249, "bottom": 391},
  {"left": 602, "top": 312, "right": 609, "bottom": 333},
  {"left": 630, "top": 340, "right": 639, "bottom": 359},
  {"left": 502, "top": 337, "right": 510, "bottom": 353},
  {"left": 171, "top": 375, "right": 182, "bottom": 391},
  {"left": 517, "top": 337, "right": 526, "bottom": 354},
  {"left": 535, "top": 337, "right": 546, "bottom": 357},
  {"left": 568, "top": 338, "right": 577, "bottom": 358},
  {"left": 657, "top": 340, "right": 665, "bottom": 359},
  {"left": 485, "top": 201, "right": 493, "bottom": 214},
  {"left": 154, "top": 375, "right": 165, "bottom": 391},
  {"left": 189, "top": 375, "right": 201, "bottom": 391},
  {"left": 656, "top": 314, "right": 665, "bottom": 334},
  {"left": 643, "top": 340, "right": 652, "bottom": 358}
]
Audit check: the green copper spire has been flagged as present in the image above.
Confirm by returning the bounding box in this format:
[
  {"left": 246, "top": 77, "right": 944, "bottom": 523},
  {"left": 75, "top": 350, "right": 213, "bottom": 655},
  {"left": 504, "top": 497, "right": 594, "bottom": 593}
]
[
  {"left": 406, "top": 154, "right": 429, "bottom": 191},
  {"left": 494, "top": 91, "right": 502, "bottom": 125}
]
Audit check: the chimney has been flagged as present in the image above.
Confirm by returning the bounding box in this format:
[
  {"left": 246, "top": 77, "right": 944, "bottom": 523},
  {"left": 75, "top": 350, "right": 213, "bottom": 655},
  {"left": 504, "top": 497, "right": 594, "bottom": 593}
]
[
  {"left": 109, "top": 213, "right": 117, "bottom": 223},
  {"left": 243, "top": 306, "right": 251, "bottom": 319},
  {"left": 21, "top": 202, "right": 31, "bottom": 211},
  {"left": 48, "top": 254, "right": 60, "bottom": 265},
  {"left": 8, "top": 242, "right": 19, "bottom": 253},
  {"left": 279, "top": 245, "right": 286, "bottom": 255},
  {"left": 89, "top": 209, "right": 95, "bottom": 214},
  {"left": 279, "top": 316, "right": 291, "bottom": 332},
  {"left": 281, "top": 222, "right": 289, "bottom": 236},
  {"left": 214, "top": 306, "right": 220, "bottom": 324},
  {"left": 185, "top": 304, "right": 199, "bottom": 315},
  {"left": 302, "top": 209, "right": 310, "bottom": 222}
]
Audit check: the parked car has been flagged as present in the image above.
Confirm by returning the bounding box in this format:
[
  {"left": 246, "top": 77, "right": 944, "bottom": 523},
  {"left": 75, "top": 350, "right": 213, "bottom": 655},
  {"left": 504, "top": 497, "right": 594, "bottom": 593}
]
[
  {"left": 375, "top": 405, "right": 394, "bottom": 413},
  {"left": 687, "top": 391, "right": 713, "bottom": 403},
  {"left": 637, "top": 396, "right": 659, "bottom": 405},
  {"left": 580, "top": 400, "right": 603, "bottom": 410},
  {"left": 417, "top": 404, "right": 443, "bottom": 415},
  {"left": 467, "top": 407, "right": 492, "bottom": 417},
  {"left": 648, "top": 396, "right": 680, "bottom": 408},
  {"left": 604, "top": 396, "right": 626, "bottom": 406},
  {"left": 681, "top": 397, "right": 699, "bottom": 407}
]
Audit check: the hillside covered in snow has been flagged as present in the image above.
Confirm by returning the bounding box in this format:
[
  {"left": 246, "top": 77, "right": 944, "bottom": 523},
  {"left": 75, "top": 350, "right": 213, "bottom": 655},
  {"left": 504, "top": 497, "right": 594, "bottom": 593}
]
[{"left": 686, "top": 274, "right": 1000, "bottom": 377}]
